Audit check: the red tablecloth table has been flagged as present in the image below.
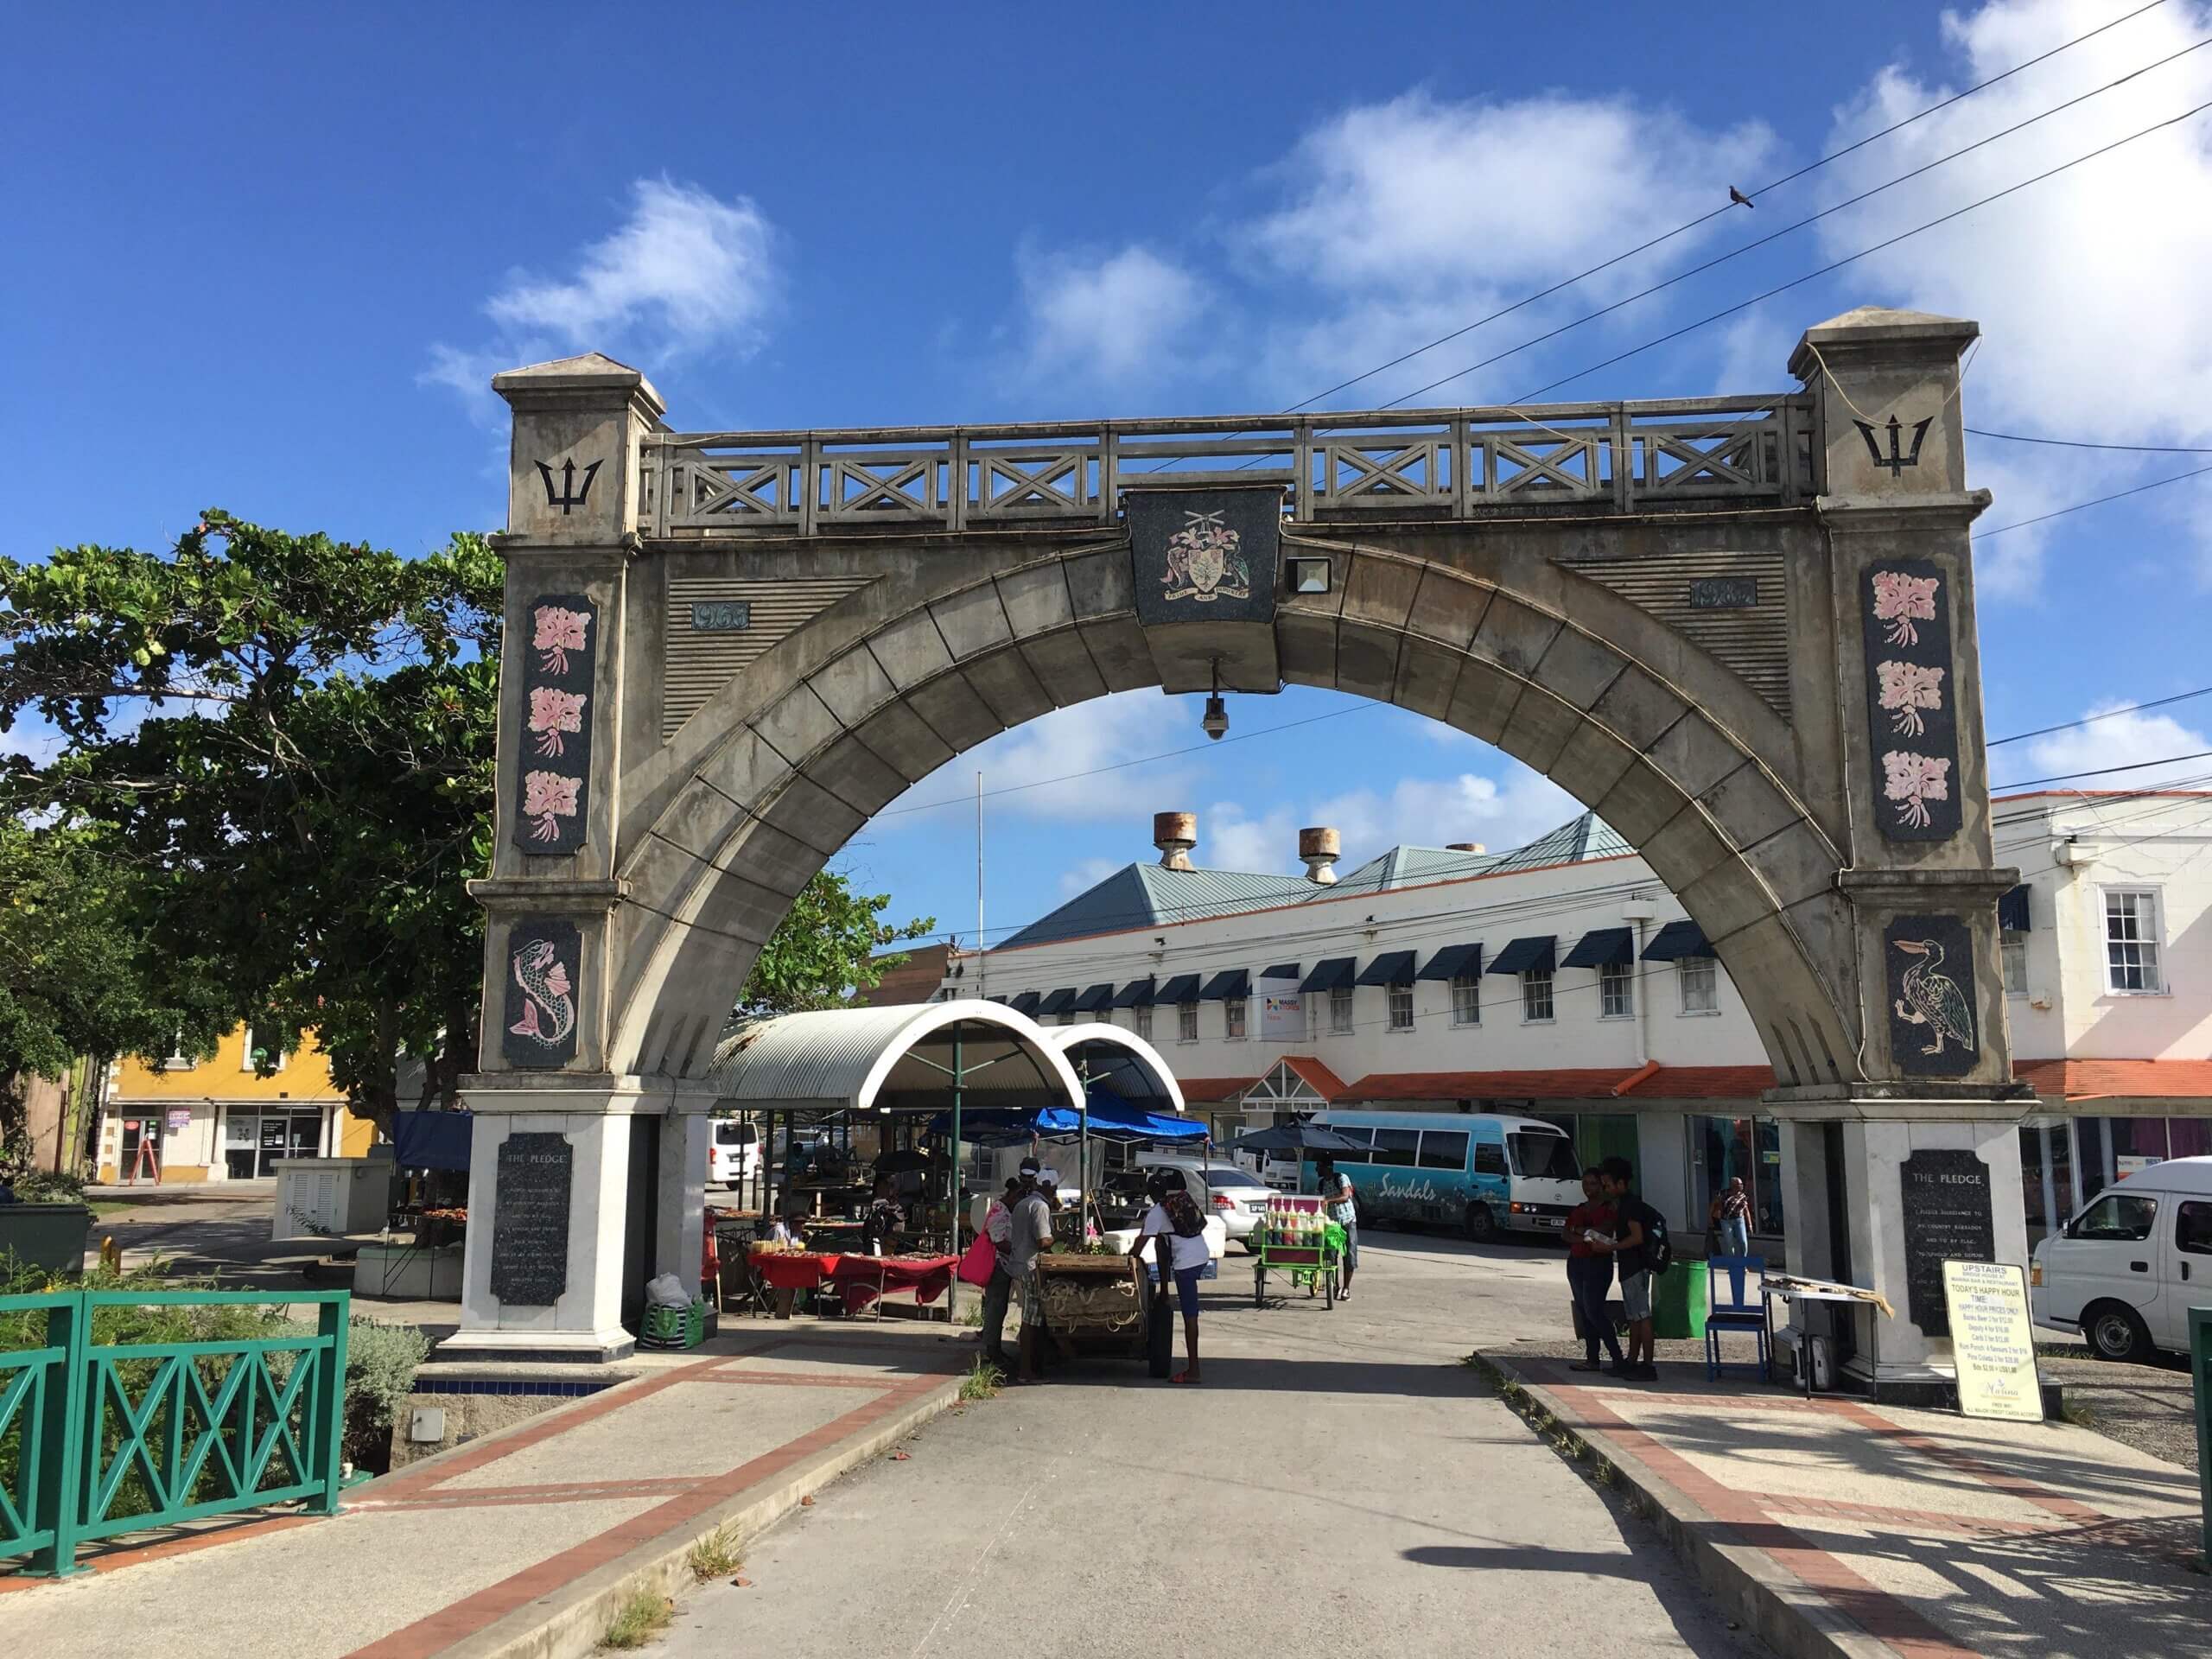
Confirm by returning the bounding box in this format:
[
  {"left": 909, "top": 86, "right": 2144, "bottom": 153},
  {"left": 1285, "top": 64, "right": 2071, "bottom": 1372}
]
[{"left": 747, "top": 1250, "right": 957, "bottom": 1317}]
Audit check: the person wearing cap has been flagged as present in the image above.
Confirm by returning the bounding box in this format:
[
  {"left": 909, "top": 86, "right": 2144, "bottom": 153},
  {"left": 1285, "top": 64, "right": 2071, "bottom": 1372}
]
[
  {"left": 1133, "top": 1169, "right": 1211, "bottom": 1384},
  {"left": 1315, "top": 1155, "right": 1357, "bottom": 1300},
  {"left": 1004, "top": 1161, "right": 1056, "bottom": 1383}
]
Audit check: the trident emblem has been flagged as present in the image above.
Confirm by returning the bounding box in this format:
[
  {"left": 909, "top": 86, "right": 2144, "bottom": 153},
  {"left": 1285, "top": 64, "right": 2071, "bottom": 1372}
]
[
  {"left": 535, "top": 457, "right": 603, "bottom": 516},
  {"left": 1853, "top": 415, "right": 1935, "bottom": 480}
]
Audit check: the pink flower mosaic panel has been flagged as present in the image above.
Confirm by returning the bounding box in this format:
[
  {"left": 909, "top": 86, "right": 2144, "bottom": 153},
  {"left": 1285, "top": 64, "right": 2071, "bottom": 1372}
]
[{"left": 512, "top": 594, "right": 595, "bottom": 855}]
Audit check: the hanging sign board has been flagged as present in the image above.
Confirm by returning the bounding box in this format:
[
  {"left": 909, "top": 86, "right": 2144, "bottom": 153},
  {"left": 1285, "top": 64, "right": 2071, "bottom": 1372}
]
[
  {"left": 1942, "top": 1260, "right": 2044, "bottom": 1422},
  {"left": 1257, "top": 971, "right": 1303, "bottom": 1040}
]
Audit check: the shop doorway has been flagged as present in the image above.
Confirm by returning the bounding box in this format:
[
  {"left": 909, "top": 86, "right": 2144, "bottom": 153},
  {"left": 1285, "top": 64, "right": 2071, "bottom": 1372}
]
[
  {"left": 221, "top": 1105, "right": 324, "bottom": 1179},
  {"left": 118, "top": 1117, "right": 161, "bottom": 1184}
]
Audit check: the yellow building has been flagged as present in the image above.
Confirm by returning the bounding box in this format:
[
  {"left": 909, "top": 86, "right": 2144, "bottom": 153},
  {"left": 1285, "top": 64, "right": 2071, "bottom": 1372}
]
[{"left": 98, "top": 1026, "right": 376, "bottom": 1184}]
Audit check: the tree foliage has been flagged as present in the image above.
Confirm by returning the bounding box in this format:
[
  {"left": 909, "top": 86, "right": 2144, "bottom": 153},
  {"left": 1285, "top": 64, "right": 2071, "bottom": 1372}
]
[{"left": 1, "top": 512, "right": 935, "bottom": 1124}]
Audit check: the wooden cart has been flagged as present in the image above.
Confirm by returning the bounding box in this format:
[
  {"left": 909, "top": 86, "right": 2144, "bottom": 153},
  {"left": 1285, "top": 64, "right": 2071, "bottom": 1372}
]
[{"left": 1030, "top": 1253, "right": 1173, "bottom": 1377}]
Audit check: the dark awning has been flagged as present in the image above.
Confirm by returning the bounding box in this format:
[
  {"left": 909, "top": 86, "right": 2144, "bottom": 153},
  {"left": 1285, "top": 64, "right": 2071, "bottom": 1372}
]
[
  {"left": 1073, "top": 982, "right": 1116, "bottom": 1013},
  {"left": 1560, "top": 927, "right": 1633, "bottom": 969},
  {"left": 1036, "top": 987, "right": 1077, "bottom": 1016},
  {"left": 987, "top": 995, "right": 1009, "bottom": 1005},
  {"left": 1008, "top": 990, "right": 1043, "bottom": 1014},
  {"left": 1640, "top": 919, "right": 1713, "bottom": 962},
  {"left": 1199, "top": 969, "right": 1251, "bottom": 1001},
  {"left": 1355, "top": 950, "right": 1417, "bottom": 987},
  {"left": 1155, "top": 973, "right": 1203, "bottom": 1004},
  {"left": 1300, "top": 957, "right": 1357, "bottom": 992},
  {"left": 1261, "top": 963, "right": 1300, "bottom": 981},
  {"left": 1999, "top": 884, "right": 2031, "bottom": 931},
  {"left": 1112, "top": 976, "right": 1156, "bottom": 1008},
  {"left": 1486, "top": 936, "right": 1555, "bottom": 976},
  {"left": 1417, "top": 943, "right": 1482, "bottom": 981}
]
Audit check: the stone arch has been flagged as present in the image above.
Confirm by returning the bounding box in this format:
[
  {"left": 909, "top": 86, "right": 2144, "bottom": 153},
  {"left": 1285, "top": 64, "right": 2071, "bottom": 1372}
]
[{"left": 607, "top": 539, "right": 1859, "bottom": 1090}]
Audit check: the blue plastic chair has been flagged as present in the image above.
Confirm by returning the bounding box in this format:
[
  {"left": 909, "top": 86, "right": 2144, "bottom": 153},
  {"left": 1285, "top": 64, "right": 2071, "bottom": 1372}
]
[{"left": 1704, "top": 1253, "right": 1770, "bottom": 1381}]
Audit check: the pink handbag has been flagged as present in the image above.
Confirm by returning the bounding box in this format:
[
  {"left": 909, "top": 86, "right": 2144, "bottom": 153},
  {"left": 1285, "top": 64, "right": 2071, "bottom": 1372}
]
[{"left": 956, "top": 1230, "right": 998, "bottom": 1287}]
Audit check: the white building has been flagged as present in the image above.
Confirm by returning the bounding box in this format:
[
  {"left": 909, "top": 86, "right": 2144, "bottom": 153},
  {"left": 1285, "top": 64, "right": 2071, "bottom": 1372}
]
[{"left": 933, "top": 791, "right": 2212, "bottom": 1250}]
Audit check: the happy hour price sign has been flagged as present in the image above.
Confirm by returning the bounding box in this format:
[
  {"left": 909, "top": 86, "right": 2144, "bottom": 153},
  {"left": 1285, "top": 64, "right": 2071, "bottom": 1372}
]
[{"left": 1941, "top": 1260, "right": 2044, "bottom": 1423}]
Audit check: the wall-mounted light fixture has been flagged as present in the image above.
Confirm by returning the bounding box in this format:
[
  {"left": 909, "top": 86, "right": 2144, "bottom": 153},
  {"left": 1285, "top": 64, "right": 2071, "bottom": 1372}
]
[{"left": 1288, "top": 557, "right": 1332, "bottom": 595}]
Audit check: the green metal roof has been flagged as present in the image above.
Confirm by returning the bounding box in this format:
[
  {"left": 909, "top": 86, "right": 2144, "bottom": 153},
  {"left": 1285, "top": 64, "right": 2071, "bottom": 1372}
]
[{"left": 994, "top": 811, "right": 1628, "bottom": 950}]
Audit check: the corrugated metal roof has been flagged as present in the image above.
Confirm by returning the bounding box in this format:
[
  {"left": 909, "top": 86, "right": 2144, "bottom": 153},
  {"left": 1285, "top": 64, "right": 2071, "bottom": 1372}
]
[
  {"left": 1484, "top": 812, "right": 1630, "bottom": 873},
  {"left": 1045, "top": 1023, "right": 1187, "bottom": 1113},
  {"left": 709, "top": 1001, "right": 1081, "bottom": 1110}
]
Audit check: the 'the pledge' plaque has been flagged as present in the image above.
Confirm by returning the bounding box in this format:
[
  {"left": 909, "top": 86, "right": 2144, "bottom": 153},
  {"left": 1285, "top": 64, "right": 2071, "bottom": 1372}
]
[{"left": 489, "top": 1132, "right": 574, "bottom": 1307}]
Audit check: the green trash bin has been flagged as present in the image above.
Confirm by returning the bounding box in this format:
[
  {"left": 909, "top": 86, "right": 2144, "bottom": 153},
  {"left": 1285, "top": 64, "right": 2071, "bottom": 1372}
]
[
  {"left": 0, "top": 1204, "right": 93, "bottom": 1277},
  {"left": 1651, "top": 1261, "right": 1709, "bottom": 1341}
]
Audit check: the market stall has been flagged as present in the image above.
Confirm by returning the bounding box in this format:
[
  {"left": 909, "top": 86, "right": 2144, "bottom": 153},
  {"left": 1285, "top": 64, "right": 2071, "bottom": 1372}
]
[{"left": 745, "top": 1247, "right": 962, "bottom": 1319}]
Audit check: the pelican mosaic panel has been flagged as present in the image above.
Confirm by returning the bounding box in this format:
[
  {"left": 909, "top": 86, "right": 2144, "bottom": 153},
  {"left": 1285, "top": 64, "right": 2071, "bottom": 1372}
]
[
  {"left": 1125, "top": 487, "right": 1280, "bottom": 627},
  {"left": 1883, "top": 912, "right": 1977, "bottom": 1077},
  {"left": 503, "top": 916, "right": 582, "bottom": 1069},
  {"left": 513, "top": 593, "right": 597, "bottom": 855},
  {"left": 1862, "top": 559, "right": 1960, "bottom": 841}
]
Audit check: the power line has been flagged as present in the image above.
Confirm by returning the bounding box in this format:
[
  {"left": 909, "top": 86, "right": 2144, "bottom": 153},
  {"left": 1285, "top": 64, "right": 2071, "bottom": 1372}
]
[
  {"left": 1992, "top": 747, "right": 2212, "bottom": 791},
  {"left": 1973, "top": 460, "right": 2212, "bottom": 539},
  {"left": 1966, "top": 427, "right": 2212, "bottom": 454},
  {"left": 1369, "top": 35, "right": 2212, "bottom": 413},
  {"left": 1500, "top": 95, "right": 2212, "bottom": 404},
  {"left": 1987, "top": 685, "right": 2212, "bottom": 746},
  {"left": 1224, "top": 1, "right": 2174, "bottom": 425}
]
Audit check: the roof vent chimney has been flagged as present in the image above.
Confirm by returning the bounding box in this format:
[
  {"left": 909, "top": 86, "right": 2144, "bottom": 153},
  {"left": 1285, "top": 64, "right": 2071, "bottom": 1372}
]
[
  {"left": 1446, "top": 842, "right": 1486, "bottom": 854},
  {"left": 1299, "top": 826, "right": 1341, "bottom": 886},
  {"left": 1154, "top": 811, "right": 1197, "bottom": 871}
]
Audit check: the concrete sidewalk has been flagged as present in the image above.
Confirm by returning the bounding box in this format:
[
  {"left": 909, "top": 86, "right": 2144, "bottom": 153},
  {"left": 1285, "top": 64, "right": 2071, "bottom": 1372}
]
[
  {"left": 1480, "top": 1349, "right": 2209, "bottom": 1659},
  {"left": 1, "top": 1322, "right": 971, "bottom": 1659}
]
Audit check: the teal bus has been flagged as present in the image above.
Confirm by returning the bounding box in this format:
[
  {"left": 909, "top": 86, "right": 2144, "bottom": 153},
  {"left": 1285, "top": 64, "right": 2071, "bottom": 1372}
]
[{"left": 1308, "top": 1110, "right": 1583, "bottom": 1241}]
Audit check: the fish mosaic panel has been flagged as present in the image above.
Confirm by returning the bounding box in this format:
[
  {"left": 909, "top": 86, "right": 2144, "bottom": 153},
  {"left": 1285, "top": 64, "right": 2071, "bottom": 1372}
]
[
  {"left": 502, "top": 916, "right": 582, "bottom": 1069},
  {"left": 1883, "top": 912, "right": 1977, "bottom": 1078},
  {"left": 513, "top": 593, "right": 596, "bottom": 855},
  {"left": 1862, "top": 560, "right": 1961, "bottom": 842}
]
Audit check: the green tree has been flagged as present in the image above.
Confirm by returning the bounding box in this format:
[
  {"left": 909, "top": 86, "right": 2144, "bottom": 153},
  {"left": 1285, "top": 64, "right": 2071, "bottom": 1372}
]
[{"left": 2, "top": 512, "right": 935, "bottom": 1123}]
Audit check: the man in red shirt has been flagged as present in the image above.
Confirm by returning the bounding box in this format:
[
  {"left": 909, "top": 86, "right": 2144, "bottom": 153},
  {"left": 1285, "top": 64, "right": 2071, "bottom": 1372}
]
[{"left": 1565, "top": 1166, "right": 1624, "bottom": 1372}]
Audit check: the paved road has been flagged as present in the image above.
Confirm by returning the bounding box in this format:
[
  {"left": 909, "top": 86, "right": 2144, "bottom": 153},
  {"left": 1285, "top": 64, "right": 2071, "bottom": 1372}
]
[{"left": 662, "top": 1230, "right": 1768, "bottom": 1659}]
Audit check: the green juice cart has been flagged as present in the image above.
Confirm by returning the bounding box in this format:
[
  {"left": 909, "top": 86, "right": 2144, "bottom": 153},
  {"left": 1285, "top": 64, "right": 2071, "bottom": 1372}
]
[{"left": 1253, "top": 1195, "right": 1343, "bottom": 1308}]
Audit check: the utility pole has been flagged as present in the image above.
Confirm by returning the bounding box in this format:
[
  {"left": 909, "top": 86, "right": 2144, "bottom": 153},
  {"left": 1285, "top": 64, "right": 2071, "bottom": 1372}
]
[{"left": 974, "top": 771, "right": 985, "bottom": 1000}]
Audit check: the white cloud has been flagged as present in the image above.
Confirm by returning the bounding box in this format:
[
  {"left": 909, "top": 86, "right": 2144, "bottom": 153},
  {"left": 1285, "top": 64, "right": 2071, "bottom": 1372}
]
[
  {"left": 962, "top": 690, "right": 1198, "bottom": 819},
  {"left": 1012, "top": 243, "right": 1208, "bottom": 387},
  {"left": 1810, "top": 0, "right": 2212, "bottom": 581},
  {"left": 1207, "top": 803, "right": 1301, "bottom": 874},
  {"left": 1205, "top": 762, "right": 1583, "bottom": 876},
  {"left": 417, "top": 344, "right": 510, "bottom": 432},
  {"left": 486, "top": 178, "right": 779, "bottom": 358},
  {"left": 2013, "top": 702, "right": 2212, "bottom": 791}
]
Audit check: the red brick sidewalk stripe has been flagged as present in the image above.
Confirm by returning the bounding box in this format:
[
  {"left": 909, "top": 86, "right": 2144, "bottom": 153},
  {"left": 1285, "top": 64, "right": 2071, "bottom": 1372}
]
[
  {"left": 1549, "top": 1383, "right": 1984, "bottom": 1659},
  {"left": 0, "top": 1514, "right": 320, "bottom": 1589},
  {"left": 1821, "top": 1397, "right": 2106, "bottom": 1525},
  {"left": 353, "top": 1476, "right": 709, "bottom": 1512},
  {"left": 342, "top": 1366, "right": 950, "bottom": 1659},
  {"left": 687, "top": 1371, "right": 901, "bottom": 1389}
]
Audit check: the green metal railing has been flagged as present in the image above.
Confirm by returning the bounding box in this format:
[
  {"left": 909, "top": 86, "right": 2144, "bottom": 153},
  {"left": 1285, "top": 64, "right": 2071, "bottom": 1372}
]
[
  {"left": 0, "top": 1288, "right": 350, "bottom": 1576},
  {"left": 2193, "top": 1306, "right": 2210, "bottom": 1569}
]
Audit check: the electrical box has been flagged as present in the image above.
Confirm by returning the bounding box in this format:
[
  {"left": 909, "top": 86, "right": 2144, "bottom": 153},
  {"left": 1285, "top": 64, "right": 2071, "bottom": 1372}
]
[{"left": 408, "top": 1407, "right": 447, "bottom": 1444}]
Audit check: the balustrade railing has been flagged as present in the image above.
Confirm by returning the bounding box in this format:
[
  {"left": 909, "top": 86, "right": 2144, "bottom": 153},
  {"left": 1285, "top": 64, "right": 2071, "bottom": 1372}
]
[
  {"left": 0, "top": 1287, "right": 350, "bottom": 1576},
  {"left": 641, "top": 395, "right": 1815, "bottom": 537}
]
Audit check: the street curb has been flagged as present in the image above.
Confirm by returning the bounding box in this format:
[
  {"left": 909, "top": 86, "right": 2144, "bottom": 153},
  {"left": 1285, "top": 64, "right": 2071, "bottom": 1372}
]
[
  {"left": 1469, "top": 1351, "right": 1894, "bottom": 1659},
  {"left": 436, "top": 1366, "right": 968, "bottom": 1659}
]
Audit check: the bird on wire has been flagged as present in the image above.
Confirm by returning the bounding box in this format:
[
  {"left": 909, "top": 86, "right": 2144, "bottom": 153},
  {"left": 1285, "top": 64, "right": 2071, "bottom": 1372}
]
[{"left": 1728, "top": 185, "right": 1754, "bottom": 208}]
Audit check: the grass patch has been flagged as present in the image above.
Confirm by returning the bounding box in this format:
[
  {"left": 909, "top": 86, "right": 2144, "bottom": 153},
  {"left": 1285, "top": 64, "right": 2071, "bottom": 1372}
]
[
  {"left": 599, "top": 1588, "right": 674, "bottom": 1650},
  {"left": 959, "top": 1357, "right": 1003, "bottom": 1402},
  {"left": 686, "top": 1521, "right": 743, "bottom": 1582}
]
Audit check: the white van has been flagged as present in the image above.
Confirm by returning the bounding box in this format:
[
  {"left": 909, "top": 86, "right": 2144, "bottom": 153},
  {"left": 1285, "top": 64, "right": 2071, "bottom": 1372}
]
[
  {"left": 2031, "top": 1154, "right": 2212, "bottom": 1362},
  {"left": 707, "top": 1118, "right": 760, "bottom": 1188}
]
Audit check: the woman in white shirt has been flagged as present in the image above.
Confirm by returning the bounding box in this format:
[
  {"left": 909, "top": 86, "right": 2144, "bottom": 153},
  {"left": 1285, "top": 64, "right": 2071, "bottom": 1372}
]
[{"left": 1132, "top": 1173, "right": 1211, "bottom": 1384}]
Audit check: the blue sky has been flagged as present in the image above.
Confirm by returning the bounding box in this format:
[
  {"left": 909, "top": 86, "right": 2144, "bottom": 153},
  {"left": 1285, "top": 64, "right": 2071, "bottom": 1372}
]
[{"left": 8, "top": 2, "right": 2212, "bottom": 950}]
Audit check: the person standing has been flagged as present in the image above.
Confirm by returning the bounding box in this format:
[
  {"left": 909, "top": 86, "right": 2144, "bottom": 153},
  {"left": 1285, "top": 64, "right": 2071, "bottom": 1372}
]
[
  {"left": 1134, "top": 1171, "right": 1211, "bottom": 1384},
  {"left": 1565, "top": 1167, "right": 1624, "bottom": 1373},
  {"left": 980, "top": 1166, "right": 1033, "bottom": 1373},
  {"left": 1314, "top": 1154, "right": 1358, "bottom": 1299},
  {"left": 1594, "top": 1156, "right": 1663, "bottom": 1381},
  {"left": 1005, "top": 1161, "right": 1056, "bottom": 1384},
  {"left": 1710, "top": 1176, "right": 1753, "bottom": 1258}
]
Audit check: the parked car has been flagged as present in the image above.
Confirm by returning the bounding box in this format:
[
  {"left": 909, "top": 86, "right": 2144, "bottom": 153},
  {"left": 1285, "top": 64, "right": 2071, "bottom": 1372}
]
[
  {"left": 707, "top": 1118, "right": 760, "bottom": 1188},
  {"left": 1094, "top": 1167, "right": 1229, "bottom": 1264},
  {"left": 2031, "top": 1154, "right": 2212, "bottom": 1362},
  {"left": 1134, "top": 1155, "right": 1274, "bottom": 1250}
]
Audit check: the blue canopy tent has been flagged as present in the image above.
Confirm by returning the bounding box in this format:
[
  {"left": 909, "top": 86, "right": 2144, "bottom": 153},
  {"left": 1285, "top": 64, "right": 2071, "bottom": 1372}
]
[
  {"left": 391, "top": 1109, "right": 474, "bottom": 1172},
  {"left": 926, "top": 1098, "right": 1207, "bottom": 1147}
]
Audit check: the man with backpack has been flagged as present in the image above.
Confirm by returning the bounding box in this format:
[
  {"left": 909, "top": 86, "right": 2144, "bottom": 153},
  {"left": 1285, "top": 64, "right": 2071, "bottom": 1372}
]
[
  {"left": 1594, "top": 1156, "right": 1666, "bottom": 1381},
  {"left": 1133, "top": 1169, "right": 1211, "bottom": 1384}
]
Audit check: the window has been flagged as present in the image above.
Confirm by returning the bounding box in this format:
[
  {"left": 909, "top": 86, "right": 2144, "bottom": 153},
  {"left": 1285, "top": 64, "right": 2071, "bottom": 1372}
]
[
  {"left": 2071, "top": 1192, "right": 2158, "bottom": 1241},
  {"left": 1599, "top": 962, "right": 1633, "bottom": 1020},
  {"left": 1326, "top": 1126, "right": 1372, "bottom": 1165},
  {"left": 1328, "top": 985, "right": 1354, "bottom": 1034},
  {"left": 1224, "top": 996, "right": 1248, "bottom": 1040},
  {"left": 2104, "top": 889, "right": 2164, "bottom": 993},
  {"left": 1386, "top": 983, "right": 1414, "bottom": 1032},
  {"left": 1451, "top": 974, "right": 1481, "bottom": 1027},
  {"left": 163, "top": 1029, "right": 193, "bottom": 1071},
  {"left": 2178, "top": 1202, "right": 2212, "bottom": 1256},
  {"left": 1679, "top": 957, "right": 1719, "bottom": 1014},
  {"left": 240, "top": 1029, "right": 288, "bottom": 1073},
  {"left": 2000, "top": 936, "right": 2028, "bottom": 996},
  {"left": 1370, "top": 1128, "right": 1420, "bottom": 1167},
  {"left": 1521, "top": 968, "right": 1554, "bottom": 1022},
  {"left": 1134, "top": 1005, "right": 1153, "bottom": 1042},
  {"left": 1177, "top": 1001, "right": 1198, "bottom": 1043},
  {"left": 1473, "top": 1141, "right": 1507, "bottom": 1177},
  {"left": 1418, "top": 1131, "right": 1470, "bottom": 1171},
  {"left": 1507, "top": 1132, "right": 1578, "bottom": 1181}
]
